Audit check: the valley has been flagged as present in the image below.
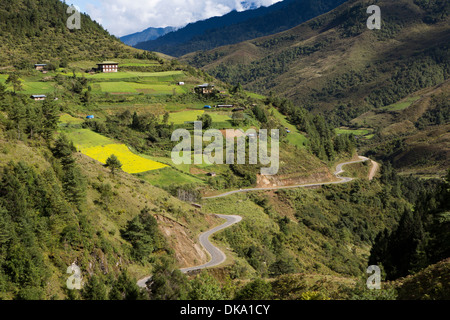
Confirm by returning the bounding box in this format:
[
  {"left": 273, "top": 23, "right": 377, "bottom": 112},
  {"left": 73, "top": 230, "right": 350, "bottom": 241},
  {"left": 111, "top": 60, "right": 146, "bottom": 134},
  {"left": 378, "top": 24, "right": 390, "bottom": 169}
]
[{"left": 0, "top": 0, "right": 448, "bottom": 303}]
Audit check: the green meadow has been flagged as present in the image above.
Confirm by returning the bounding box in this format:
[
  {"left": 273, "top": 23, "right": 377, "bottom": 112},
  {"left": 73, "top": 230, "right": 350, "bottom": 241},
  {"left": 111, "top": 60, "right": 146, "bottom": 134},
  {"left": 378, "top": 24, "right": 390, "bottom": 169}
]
[
  {"left": 270, "top": 107, "right": 308, "bottom": 148},
  {"left": 93, "top": 81, "right": 186, "bottom": 95},
  {"left": 136, "top": 166, "right": 204, "bottom": 187},
  {"left": 381, "top": 96, "right": 421, "bottom": 111}
]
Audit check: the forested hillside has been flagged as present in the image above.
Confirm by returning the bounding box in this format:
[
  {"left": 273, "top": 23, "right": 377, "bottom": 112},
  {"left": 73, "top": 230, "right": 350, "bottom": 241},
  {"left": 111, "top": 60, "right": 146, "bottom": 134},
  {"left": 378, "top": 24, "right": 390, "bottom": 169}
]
[
  {"left": 0, "top": 0, "right": 140, "bottom": 67},
  {"left": 183, "top": 0, "right": 449, "bottom": 122},
  {"left": 182, "top": 0, "right": 449, "bottom": 175}
]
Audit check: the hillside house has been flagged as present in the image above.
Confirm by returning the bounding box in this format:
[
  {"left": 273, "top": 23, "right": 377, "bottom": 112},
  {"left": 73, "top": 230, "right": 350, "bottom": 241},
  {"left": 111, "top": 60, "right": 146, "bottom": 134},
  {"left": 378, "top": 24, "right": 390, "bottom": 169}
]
[
  {"left": 30, "top": 95, "right": 46, "bottom": 101},
  {"left": 195, "top": 83, "right": 215, "bottom": 95},
  {"left": 34, "top": 64, "right": 47, "bottom": 71},
  {"left": 97, "top": 61, "right": 119, "bottom": 73}
]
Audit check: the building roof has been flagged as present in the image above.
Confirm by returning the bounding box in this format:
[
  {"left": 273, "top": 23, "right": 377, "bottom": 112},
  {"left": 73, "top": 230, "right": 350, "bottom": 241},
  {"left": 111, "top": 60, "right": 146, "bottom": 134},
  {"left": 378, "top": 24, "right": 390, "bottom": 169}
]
[
  {"left": 34, "top": 64, "right": 47, "bottom": 66},
  {"left": 197, "top": 83, "right": 214, "bottom": 87},
  {"left": 31, "top": 95, "right": 47, "bottom": 98}
]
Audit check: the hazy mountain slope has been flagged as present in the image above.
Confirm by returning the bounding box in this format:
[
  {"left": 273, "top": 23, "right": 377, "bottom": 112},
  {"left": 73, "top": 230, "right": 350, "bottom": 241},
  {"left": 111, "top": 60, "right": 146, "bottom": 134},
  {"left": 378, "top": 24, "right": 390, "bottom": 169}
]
[
  {"left": 135, "top": 0, "right": 347, "bottom": 57},
  {"left": 120, "top": 27, "right": 176, "bottom": 46},
  {"left": 183, "top": 0, "right": 449, "bottom": 120}
]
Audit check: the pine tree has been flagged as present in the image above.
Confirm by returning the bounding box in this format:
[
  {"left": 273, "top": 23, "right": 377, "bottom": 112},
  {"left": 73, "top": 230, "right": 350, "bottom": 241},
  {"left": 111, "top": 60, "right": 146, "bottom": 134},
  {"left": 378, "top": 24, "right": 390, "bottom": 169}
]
[
  {"left": 105, "top": 154, "right": 122, "bottom": 176},
  {"left": 82, "top": 275, "right": 107, "bottom": 300},
  {"left": 109, "top": 270, "right": 145, "bottom": 300},
  {"left": 5, "top": 73, "right": 23, "bottom": 94}
]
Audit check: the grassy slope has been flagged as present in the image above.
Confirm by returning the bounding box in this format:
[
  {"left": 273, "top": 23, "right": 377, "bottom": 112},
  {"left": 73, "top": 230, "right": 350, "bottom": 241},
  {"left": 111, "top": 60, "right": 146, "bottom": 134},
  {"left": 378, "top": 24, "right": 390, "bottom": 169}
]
[{"left": 0, "top": 129, "right": 219, "bottom": 299}]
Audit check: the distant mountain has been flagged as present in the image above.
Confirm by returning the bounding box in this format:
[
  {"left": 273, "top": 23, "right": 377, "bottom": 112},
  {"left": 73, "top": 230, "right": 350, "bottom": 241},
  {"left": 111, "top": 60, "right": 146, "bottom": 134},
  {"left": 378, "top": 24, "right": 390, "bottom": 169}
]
[
  {"left": 135, "top": 0, "right": 347, "bottom": 57},
  {"left": 182, "top": 0, "right": 449, "bottom": 175},
  {"left": 120, "top": 26, "right": 176, "bottom": 47},
  {"left": 183, "top": 0, "right": 449, "bottom": 119}
]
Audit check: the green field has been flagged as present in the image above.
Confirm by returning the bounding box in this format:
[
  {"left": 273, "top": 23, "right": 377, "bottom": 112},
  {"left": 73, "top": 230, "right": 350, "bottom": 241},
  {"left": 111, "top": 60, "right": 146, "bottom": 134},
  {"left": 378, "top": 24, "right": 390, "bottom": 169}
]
[
  {"left": 164, "top": 110, "right": 233, "bottom": 128},
  {"left": 270, "top": 107, "right": 308, "bottom": 148},
  {"left": 2, "top": 69, "right": 187, "bottom": 96},
  {"left": 59, "top": 113, "right": 85, "bottom": 125},
  {"left": 245, "top": 91, "right": 266, "bottom": 99},
  {"left": 4, "top": 80, "right": 54, "bottom": 95},
  {"left": 136, "top": 166, "right": 204, "bottom": 187},
  {"left": 61, "top": 128, "right": 115, "bottom": 149},
  {"left": 93, "top": 81, "right": 186, "bottom": 95},
  {"left": 166, "top": 110, "right": 205, "bottom": 124},
  {"left": 381, "top": 96, "right": 421, "bottom": 111}
]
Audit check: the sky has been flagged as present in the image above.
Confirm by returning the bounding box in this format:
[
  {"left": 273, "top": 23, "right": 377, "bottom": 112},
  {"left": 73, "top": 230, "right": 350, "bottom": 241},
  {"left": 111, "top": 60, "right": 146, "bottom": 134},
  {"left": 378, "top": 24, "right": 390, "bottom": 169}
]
[{"left": 67, "top": 0, "right": 282, "bottom": 37}]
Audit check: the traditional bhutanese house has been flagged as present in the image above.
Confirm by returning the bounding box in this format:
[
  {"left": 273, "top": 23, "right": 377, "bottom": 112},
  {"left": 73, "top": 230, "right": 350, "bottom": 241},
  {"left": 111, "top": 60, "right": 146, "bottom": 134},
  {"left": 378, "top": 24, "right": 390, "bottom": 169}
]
[
  {"left": 195, "top": 83, "right": 215, "bottom": 95},
  {"left": 207, "top": 172, "right": 217, "bottom": 177},
  {"left": 30, "top": 95, "right": 46, "bottom": 101},
  {"left": 215, "top": 104, "right": 234, "bottom": 109},
  {"left": 97, "top": 61, "right": 119, "bottom": 73},
  {"left": 177, "top": 82, "right": 185, "bottom": 85},
  {"left": 34, "top": 64, "right": 47, "bottom": 71}
]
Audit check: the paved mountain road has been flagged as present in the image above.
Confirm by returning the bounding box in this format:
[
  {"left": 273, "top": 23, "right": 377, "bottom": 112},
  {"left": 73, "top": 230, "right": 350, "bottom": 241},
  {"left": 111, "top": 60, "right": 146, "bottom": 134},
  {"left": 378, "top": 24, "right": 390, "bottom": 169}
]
[
  {"left": 179, "top": 215, "right": 242, "bottom": 273},
  {"left": 137, "top": 156, "right": 370, "bottom": 287},
  {"left": 203, "top": 156, "right": 370, "bottom": 199}
]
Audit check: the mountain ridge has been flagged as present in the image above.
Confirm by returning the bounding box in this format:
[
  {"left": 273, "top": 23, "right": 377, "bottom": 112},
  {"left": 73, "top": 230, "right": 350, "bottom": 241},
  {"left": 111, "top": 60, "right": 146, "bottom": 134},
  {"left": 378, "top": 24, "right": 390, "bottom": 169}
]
[
  {"left": 134, "top": 0, "right": 346, "bottom": 57},
  {"left": 181, "top": 0, "right": 449, "bottom": 117},
  {"left": 120, "top": 26, "right": 177, "bottom": 47}
]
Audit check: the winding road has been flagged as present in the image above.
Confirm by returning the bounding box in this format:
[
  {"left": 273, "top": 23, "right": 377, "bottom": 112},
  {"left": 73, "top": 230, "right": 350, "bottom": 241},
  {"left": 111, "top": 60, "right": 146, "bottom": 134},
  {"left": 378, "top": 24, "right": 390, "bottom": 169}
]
[
  {"left": 179, "top": 215, "right": 242, "bottom": 273},
  {"left": 203, "top": 156, "right": 370, "bottom": 199},
  {"left": 137, "top": 156, "right": 371, "bottom": 287}
]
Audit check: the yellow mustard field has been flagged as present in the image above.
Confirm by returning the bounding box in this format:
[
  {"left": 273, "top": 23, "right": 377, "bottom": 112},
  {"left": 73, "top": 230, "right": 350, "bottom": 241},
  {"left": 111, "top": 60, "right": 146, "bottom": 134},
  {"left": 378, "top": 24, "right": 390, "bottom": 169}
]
[{"left": 80, "top": 144, "right": 167, "bottom": 174}]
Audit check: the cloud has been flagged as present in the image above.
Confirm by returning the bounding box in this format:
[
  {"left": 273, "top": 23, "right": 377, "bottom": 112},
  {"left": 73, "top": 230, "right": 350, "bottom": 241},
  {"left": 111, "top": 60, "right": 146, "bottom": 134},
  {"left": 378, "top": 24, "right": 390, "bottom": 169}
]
[{"left": 77, "top": 0, "right": 282, "bottom": 37}]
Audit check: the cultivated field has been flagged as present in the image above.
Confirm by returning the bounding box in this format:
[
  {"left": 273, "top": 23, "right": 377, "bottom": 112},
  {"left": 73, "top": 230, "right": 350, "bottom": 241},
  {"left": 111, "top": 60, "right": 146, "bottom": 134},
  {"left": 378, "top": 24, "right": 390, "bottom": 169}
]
[
  {"left": 81, "top": 144, "right": 167, "bottom": 174},
  {"left": 59, "top": 124, "right": 167, "bottom": 174}
]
